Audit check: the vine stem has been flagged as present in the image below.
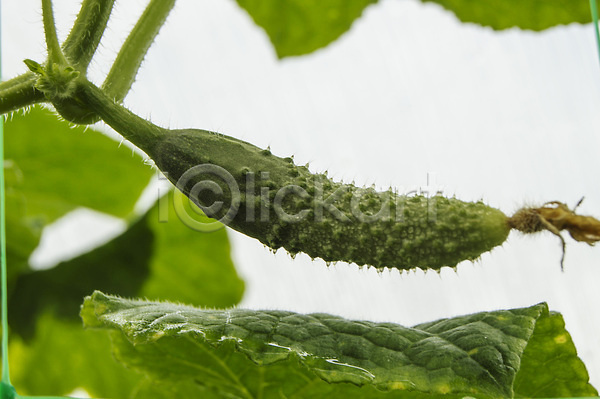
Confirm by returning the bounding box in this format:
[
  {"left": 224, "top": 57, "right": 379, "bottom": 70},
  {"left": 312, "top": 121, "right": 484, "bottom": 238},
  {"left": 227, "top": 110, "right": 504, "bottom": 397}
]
[
  {"left": 0, "top": 73, "right": 45, "bottom": 116},
  {"left": 102, "top": 0, "right": 176, "bottom": 102},
  {"left": 1, "top": 0, "right": 176, "bottom": 120},
  {"left": 79, "top": 80, "right": 166, "bottom": 150},
  {"left": 41, "top": 0, "right": 68, "bottom": 67},
  {"left": 62, "top": 0, "right": 116, "bottom": 71},
  {"left": 0, "top": 0, "right": 116, "bottom": 117}
]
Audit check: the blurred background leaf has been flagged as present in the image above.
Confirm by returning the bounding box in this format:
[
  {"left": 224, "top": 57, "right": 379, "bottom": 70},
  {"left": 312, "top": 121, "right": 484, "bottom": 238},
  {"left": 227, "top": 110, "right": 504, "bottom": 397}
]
[
  {"left": 8, "top": 197, "right": 244, "bottom": 396},
  {"left": 5, "top": 106, "right": 152, "bottom": 223},
  {"left": 139, "top": 190, "right": 244, "bottom": 308},
  {"left": 8, "top": 214, "right": 153, "bottom": 339},
  {"left": 5, "top": 107, "right": 244, "bottom": 397},
  {"left": 234, "top": 0, "right": 595, "bottom": 59},
  {"left": 3, "top": 106, "right": 153, "bottom": 287},
  {"left": 5, "top": 190, "right": 41, "bottom": 284},
  {"left": 235, "top": 0, "right": 378, "bottom": 57},
  {"left": 420, "top": 0, "right": 594, "bottom": 31},
  {"left": 9, "top": 314, "right": 143, "bottom": 398}
]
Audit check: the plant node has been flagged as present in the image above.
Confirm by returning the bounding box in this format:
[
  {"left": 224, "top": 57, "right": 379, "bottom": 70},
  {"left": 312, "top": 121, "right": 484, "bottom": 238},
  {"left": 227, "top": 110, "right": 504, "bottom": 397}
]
[
  {"left": 24, "top": 59, "right": 80, "bottom": 101},
  {"left": 23, "top": 59, "right": 98, "bottom": 124}
]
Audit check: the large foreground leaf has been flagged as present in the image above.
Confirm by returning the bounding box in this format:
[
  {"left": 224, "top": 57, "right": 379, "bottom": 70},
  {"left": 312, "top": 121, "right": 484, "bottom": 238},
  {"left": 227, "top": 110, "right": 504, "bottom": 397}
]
[
  {"left": 81, "top": 292, "right": 597, "bottom": 399},
  {"left": 235, "top": 0, "right": 378, "bottom": 58},
  {"left": 421, "top": 0, "right": 593, "bottom": 31}
]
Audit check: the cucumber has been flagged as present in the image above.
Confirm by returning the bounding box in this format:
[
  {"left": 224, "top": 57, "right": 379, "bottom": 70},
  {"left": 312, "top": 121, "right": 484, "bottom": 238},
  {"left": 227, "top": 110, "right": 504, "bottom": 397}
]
[
  {"left": 79, "top": 81, "right": 511, "bottom": 271},
  {"left": 152, "top": 129, "right": 510, "bottom": 269}
]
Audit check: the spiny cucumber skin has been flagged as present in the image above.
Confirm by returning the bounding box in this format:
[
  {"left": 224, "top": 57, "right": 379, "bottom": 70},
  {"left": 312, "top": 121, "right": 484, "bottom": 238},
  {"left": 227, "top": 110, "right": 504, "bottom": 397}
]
[{"left": 151, "top": 129, "right": 510, "bottom": 271}]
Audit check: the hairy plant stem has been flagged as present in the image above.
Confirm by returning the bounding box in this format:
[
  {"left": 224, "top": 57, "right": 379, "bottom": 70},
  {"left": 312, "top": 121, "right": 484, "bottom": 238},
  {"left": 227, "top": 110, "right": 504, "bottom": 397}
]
[
  {"left": 0, "top": 73, "right": 45, "bottom": 115},
  {"left": 0, "top": 0, "right": 112, "bottom": 117},
  {"left": 79, "top": 80, "right": 165, "bottom": 149},
  {"left": 62, "top": 0, "right": 115, "bottom": 71},
  {"left": 1, "top": 0, "right": 176, "bottom": 121},
  {"left": 102, "top": 0, "right": 177, "bottom": 102},
  {"left": 41, "top": 0, "right": 68, "bottom": 66}
]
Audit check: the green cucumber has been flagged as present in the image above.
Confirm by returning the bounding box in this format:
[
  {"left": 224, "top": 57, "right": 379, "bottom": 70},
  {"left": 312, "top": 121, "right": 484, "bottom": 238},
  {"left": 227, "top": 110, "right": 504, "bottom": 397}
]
[
  {"left": 78, "top": 81, "right": 510, "bottom": 271},
  {"left": 152, "top": 129, "right": 510, "bottom": 269}
]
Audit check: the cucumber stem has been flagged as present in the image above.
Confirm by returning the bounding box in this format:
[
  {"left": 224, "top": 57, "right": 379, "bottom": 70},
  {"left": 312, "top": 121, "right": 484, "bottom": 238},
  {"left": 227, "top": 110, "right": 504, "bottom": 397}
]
[{"left": 79, "top": 80, "right": 166, "bottom": 152}]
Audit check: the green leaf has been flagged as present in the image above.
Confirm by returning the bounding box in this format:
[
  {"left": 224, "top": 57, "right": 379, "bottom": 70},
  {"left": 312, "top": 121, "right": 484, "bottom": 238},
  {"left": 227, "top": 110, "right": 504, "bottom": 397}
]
[
  {"left": 9, "top": 313, "right": 143, "bottom": 398},
  {"left": 9, "top": 195, "right": 244, "bottom": 396},
  {"left": 130, "top": 379, "right": 208, "bottom": 399},
  {"left": 3, "top": 105, "right": 151, "bottom": 287},
  {"left": 9, "top": 190, "right": 244, "bottom": 338},
  {"left": 513, "top": 311, "right": 599, "bottom": 397},
  {"left": 139, "top": 190, "right": 244, "bottom": 308},
  {"left": 235, "top": 0, "right": 378, "bottom": 58},
  {"left": 5, "top": 106, "right": 152, "bottom": 223},
  {"left": 420, "top": 0, "right": 593, "bottom": 31},
  {"left": 81, "top": 292, "right": 598, "bottom": 398},
  {"left": 8, "top": 214, "right": 153, "bottom": 339},
  {"left": 5, "top": 188, "right": 42, "bottom": 284}
]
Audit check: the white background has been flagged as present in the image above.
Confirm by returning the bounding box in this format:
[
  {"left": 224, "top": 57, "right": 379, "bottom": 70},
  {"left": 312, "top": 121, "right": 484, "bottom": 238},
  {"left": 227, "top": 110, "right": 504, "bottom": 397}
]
[{"left": 4, "top": 0, "right": 600, "bottom": 391}]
